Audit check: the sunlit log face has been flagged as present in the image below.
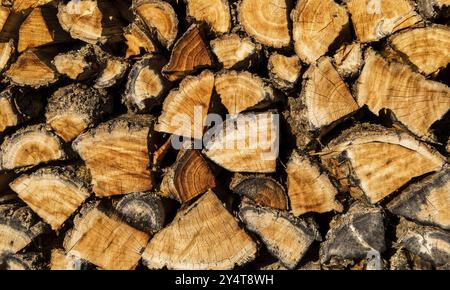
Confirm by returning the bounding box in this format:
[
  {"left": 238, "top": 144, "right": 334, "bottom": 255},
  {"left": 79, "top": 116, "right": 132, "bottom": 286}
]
[{"left": 142, "top": 190, "right": 257, "bottom": 270}]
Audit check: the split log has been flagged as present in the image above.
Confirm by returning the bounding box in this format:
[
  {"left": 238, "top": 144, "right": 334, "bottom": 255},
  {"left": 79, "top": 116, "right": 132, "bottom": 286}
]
[
  {"left": 133, "top": 0, "right": 178, "bottom": 49},
  {"left": 215, "top": 70, "right": 276, "bottom": 116},
  {"left": 203, "top": 112, "right": 279, "bottom": 173},
  {"left": 50, "top": 248, "right": 91, "bottom": 270},
  {"left": 94, "top": 56, "right": 129, "bottom": 88},
  {"left": 230, "top": 174, "right": 288, "bottom": 210},
  {"left": 386, "top": 26, "right": 450, "bottom": 76},
  {"left": 142, "top": 190, "right": 257, "bottom": 270},
  {"left": 115, "top": 192, "right": 169, "bottom": 234},
  {"left": 239, "top": 204, "right": 319, "bottom": 269},
  {"left": 72, "top": 114, "right": 154, "bottom": 197},
  {"left": 320, "top": 202, "right": 386, "bottom": 266},
  {"left": 10, "top": 0, "right": 54, "bottom": 12},
  {"left": 10, "top": 167, "right": 90, "bottom": 231},
  {"left": 286, "top": 151, "right": 343, "bottom": 216},
  {"left": 53, "top": 45, "right": 99, "bottom": 81},
  {"left": 0, "top": 86, "right": 43, "bottom": 134},
  {"left": 162, "top": 25, "right": 213, "bottom": 82},
  {"left": 333, "top": 42, "right": 363, "bottom": 78},
  {"left": 345, "top": 0, "right": 422, "bottom": 43},
  {"left": 0, "top": 124, "right": 66, "bottom": 171},
  {"left": 396, "top": 218, "right": 450, "bottom": 269},
  {"left": 238, "top": 0, "right": 290, "bottom": 48},
  {"left": 0, "top": 39, "right": 14, "bottom": 72},
  {"left": 291, "top": 0, "right": 350, "bottom": 64},
  {"left": 46, "top": 84, "right": 113, "bottom": 142},
  {"left": 5, "top": 48, "right": 59, "bottom": 88},
  {"left": 267, "top": 53, "right": 301, "bottom": 91},
  {"left": 0, "top": 205, "right": 48, "bottom": 253},
  {"left": 160, "top": 150, "right": 215, "bottom": 203},
  {"left": 387, "top": 165, "right": 450, "bottom": 230},
  {"left": 210, "top": 34, "right": 260, "bottom": 70},
  {"left": 185, "top": 0, "right": 231, "bottom": 34},
  {"left": 415, "top": 0, "right": 450, "bottom": 20},
  {"left": 320, "top": 124, "right": 446, "bottom": 204},
  {"left": 18, "top": 6, "right": 70, "bottom": 53},
  {"left": 155, "top": 70, "right": 214, "bottom": 140},
  {"left": 63, "top": 206, "right": 150, "bottom": 270},
  {"left": 284, "top": 57, "right": 358, "bottom": 147},
  {"left": 123, "top": 22, "right": 157, "bottom": 58},
  {"left": 57, "top": 0, "right": 123, "bottom": 44},
  {"left": 356, "top": 49, "right": 450, "bottom": 140},
  {"left": 124, "top": 55, "right": 169, "bottom": 113}
]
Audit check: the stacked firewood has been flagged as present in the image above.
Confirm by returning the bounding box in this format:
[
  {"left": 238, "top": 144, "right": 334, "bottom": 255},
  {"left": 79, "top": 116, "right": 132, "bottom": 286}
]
[{"left": 0, "top": 0, "right": 449, "bottom": 270}]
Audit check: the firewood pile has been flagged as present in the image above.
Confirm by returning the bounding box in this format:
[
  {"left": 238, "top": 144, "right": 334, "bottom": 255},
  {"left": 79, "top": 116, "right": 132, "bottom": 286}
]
[{"left": 0, "top": 0, "right": 449, "bottom": 270}]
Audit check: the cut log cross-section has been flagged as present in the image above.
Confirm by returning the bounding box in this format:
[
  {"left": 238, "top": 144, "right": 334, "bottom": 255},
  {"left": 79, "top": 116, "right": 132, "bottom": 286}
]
[
  {"left": 396, "top": 218, "right": 450, "bottom": 268},
  {"left": 291, "top": 0, "right": 349, "bottom": 63},
  {"left": 5, "top": 48, "right": 58, "bottom": 88},
  {"left": 320, "top": 125, "right": 446, "bottom": 204},
  {"left": 64, "top": 207, "right": 150, "bottom": 270},
  {"left": 356, "top": 50, "right": 450, "bottom": 140},
  {"left": 142, "top": 190, "right": 257, "bottom": 270},
  {"left": 215, "top": 71, "right": 276, "bottom": 116},
  {"left": 133, "top": 0, "right": 178, "bottom": 49},
  {"left": 186, "top": 0, "right": 231, "bottom": 34},
  {"left": 386, "top": 26, "right": 450, "bottom": 76},
  {"left": 346, "top": 0, "right": 422, "bottom": 43},
  {"left": 0, "top": 124, "right": 66, "bottom": 171},
  {"left": 238, "top": 0, "right": 290, "bottom": 48},
  {"left": 0, "top": 205, "right": 47, "bottom": 254},
  {"left": 160, "top": 150, "right": 216, "bottom": 203},
  {"left": 57, "top": 0, "right": 123, "bottom": 44},
  {"left": 320, "top": 202, "right": 386, "bottom": 265},
  {"left": 116, "top": 192, "right": 168, "bottom": 234},
  {"left": 230, "top": 174, "right": 289, "bottom": 210},
  {"left": 268, "top": 53, "right": 302, "bottom": 91},
  {"left": 287, "top": 151, "right": 343, "bottom": 216},
  {"left": 94, "top": 57, "right": 129, "bottom": 89},
  {"left": 388, "top": 165, "right": 450, "bottom": 230},
  {"left": 155, "top": 70, "right": 214, "bottom": 140},
  {"left": 333, "top": 42, "right": 363, "bottom": 78},
  {"left": 162, "top": 25, "right": 213, "bottom": 81},
  {"left": 72, "top": 115, "right": 154, "bottom": 197},
  {"left": 53, "top": 45, "right": 100, "bottom": 81},
  {"left": 46, "top": 84, "right": 113, "bottom": 142},
  {"left": 239, "top": 205, "right": 318, "bottom": 269},
  {"left": 210, "top": 34, "right": 260, "bottom": 70},
  {"left": 10, "top": 167, "right": 91, "bottom": 231},
  {"left": 124, "top": 55, "right": 169, "bottom": 113},
  {"left": 284, "top": 57, "right": 358, "bottom": 147},
  {"left": 204, "top": 112, "right": 279, "bottom": 173},
  {"left": 123, "top": 22, "right": 157, "bottom": 58},
  {"left": 18, "top": 7, "right": 71, "bottom": 53}
]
